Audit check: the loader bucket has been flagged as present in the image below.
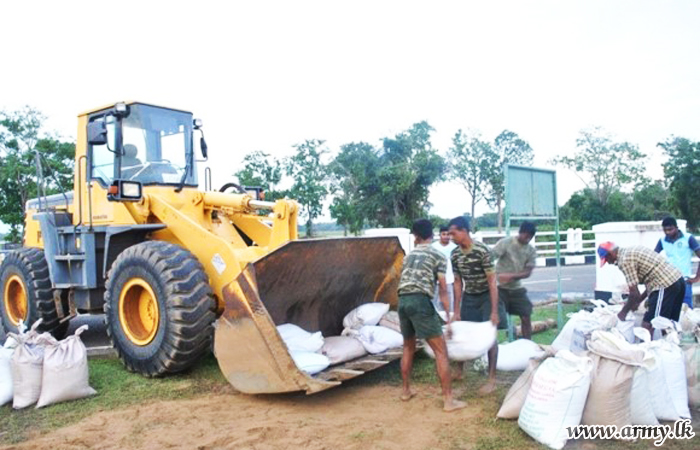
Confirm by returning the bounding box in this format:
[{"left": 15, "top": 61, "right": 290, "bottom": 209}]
[{"left": 214, "top": 236, "right": 405, "bottom": 394}]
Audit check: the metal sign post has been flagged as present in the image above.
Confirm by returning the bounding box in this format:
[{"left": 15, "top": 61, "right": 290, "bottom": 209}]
[{"left": 504, "top": 164, "right": 561, "bottom": 341}]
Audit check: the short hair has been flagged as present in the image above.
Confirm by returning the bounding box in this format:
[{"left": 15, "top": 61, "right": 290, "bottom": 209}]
[
  {"left": 448, "top": 216, "right": 470, "bottom": 232},
  {"left": 662, "top": 216, "right": 677, "bottom": 228},
  {"left": 411, "top": 219, "right": 433, "bottom": 240},
  {"left": 439, "top": 225, "right": 449, "bottom": 233},
  {"left": 519, "top": 221, "right": 537, "bottom": 236}
]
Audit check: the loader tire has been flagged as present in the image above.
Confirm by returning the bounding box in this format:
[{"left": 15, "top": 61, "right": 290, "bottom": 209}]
[
  {"left": 0, "top": 248, "right": 68, "bottom": 338},
  {"left": 104, "top": 241, "right": 216, "bottom": 377}
]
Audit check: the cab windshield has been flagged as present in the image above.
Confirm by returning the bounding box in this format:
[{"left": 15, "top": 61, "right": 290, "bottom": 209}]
[{"left": 120, "top": 104, "right": 197, "bottom": 186}]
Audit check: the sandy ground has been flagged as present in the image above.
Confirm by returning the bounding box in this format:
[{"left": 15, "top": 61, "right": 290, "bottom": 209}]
[{"left": 1, "top": 383, "right": 514, "bottom": 450}]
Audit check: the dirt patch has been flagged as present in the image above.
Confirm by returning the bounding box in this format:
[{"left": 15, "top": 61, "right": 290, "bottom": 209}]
[{"left": 1, "top": 383, "right": 522, "bottom": 450}]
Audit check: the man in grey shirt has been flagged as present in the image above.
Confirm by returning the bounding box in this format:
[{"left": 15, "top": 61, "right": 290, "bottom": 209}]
[{"left": 491, "top": 222, "right": 537, "bottom": 339}]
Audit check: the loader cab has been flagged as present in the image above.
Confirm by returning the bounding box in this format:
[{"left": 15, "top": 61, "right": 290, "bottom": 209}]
[{"left": 87, "top": 103, "right": 198, "bottom": 189}]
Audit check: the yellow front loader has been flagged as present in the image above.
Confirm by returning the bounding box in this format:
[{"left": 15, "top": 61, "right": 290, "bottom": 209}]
[{"left": 0, "top": 102, "right": 404, "bottom": 394}]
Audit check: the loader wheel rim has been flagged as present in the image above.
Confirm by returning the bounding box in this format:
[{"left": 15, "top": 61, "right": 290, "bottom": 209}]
[
  {"left": 4, "top": 275, "right": 28, "bottom": 327},
  {"left": 118, "top": 278, "right": 160, "bottom": 346}
]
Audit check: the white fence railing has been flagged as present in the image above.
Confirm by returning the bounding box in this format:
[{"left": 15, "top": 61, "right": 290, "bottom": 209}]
[{"left": 472, "top": 228, "right": 596, "bottom": 259}]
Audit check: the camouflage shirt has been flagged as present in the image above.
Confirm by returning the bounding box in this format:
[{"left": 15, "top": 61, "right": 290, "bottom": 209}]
[
  {"left": 451, "top": 241, "right": 494, "bottom": 294},
  {"left": 398, "top": 244, "right": 447, "bottom": 297},
  {"left": 492, "top": 236, "right": 537, "bottom": 290}
]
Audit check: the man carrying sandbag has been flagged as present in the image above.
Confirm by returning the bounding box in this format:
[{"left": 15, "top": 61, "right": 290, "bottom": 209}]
[
  {"left": 598, "top": 241, "right": 686, "bottom": 337},
  {"left": 449, "top": 216, "right": 502, "bottom": 394},
  {"left": 397, "top": 219, "right": 466, "bottom": 412}
]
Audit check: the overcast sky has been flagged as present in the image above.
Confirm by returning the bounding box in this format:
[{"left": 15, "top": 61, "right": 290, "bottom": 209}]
[{"left": 2, "top": 1, "right": 699, "bottom": 225}]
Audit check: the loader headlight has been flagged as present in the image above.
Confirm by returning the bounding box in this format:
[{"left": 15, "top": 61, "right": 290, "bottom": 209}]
[
  {"left": 193, "top": 118, "right": 203, "bottom": 129},
  {"left": 121, "top": 181, "right": 142, "bottom": 199}
]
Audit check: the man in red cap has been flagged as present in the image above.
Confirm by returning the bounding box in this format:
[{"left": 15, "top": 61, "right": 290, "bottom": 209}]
[{"left": 598, "top": 241, "right": 686, "bottom": 335}]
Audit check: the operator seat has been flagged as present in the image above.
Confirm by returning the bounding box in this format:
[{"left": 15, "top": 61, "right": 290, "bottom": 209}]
[{"left": 122, "top": 144, "right": 142, "bottom": 167}]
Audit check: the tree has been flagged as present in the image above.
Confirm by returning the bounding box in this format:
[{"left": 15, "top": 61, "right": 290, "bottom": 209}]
[
  {"left": 448, "top": 129, "right": 498, "bottom": 221},
  {"left": 328, "top": 142, "right": 379, "bottom": 235},
  {"left": 286, "top": 139, "right": 329, "bottom": 237},
  {"left": 659, "top": 136, "right": 700, "bottom": 230},
  {"left": 488, "top": 130, "right": 533, "bottom": 231},
  {"left": 551, "top": 127, "right": 646, "bottom": 206},
  {"left": 234, "top": 150, "right": 285, "bottom": 200},
  {"left": 374, "top": 122, "right": 445, "bottom": 227},
  {"left": 0, "top": 107, "right": 74, "bottom": 242}
]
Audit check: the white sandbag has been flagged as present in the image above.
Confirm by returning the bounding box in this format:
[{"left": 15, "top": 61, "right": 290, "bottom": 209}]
[
  {"left": 321, "top": 336, "right": 367, "bottom": 365},
  {"left": 638, "top": 340, "right": 689, "bottom": 420},
  {"left": 342, "top": 303, "right": 390, "bottom": 330},
  {"left": 36, "top": 325, "right": 96, "bottom": 408},
  {"left": 681, "top": 343, "right": 700, "bottom": 408},
  {"left": 378, "top": 311, "right": 401, "bottom": 334},
  {"left": 551, "top": 310, "right": 593, "bottom": 352},
  {"left": 497, "top": 339, "right": 546, "bottom": 372},
  {"left": 348, "top": 325, "right": 403, "bottom": 354},
  {"left": 630, "top": 368, "right": 660, "bottom": 425},
  {"left": 12, "top": 333, "right": 57, "bottom": 409},
  {"left": 290, "top": 351, "right": 330, "bottom": 375},
  {"left": 497, "top": 353, "right": 551, "bottom": 419},
  {"left": 0, "top": 346, "right": 14, "bottom": 406},
  {"left": 424, "top": 321, "right": 496, "bottom": 362},
  {"left": 518, "top": 350, "right": 593, "bottom": 450},
  {"left": 615, "top": 319, "right": 635, "bottom": 344},
  {"left": 276, "top": 323, "right": 324, "bottom": 353}
]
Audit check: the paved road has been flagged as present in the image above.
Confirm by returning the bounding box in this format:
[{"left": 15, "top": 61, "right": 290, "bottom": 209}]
[
  {"left": 524, "top": 264, "right": 596, "bottom": 303},
  {"left": 3, "top": 264, "right": 597, "bottom": 350}
]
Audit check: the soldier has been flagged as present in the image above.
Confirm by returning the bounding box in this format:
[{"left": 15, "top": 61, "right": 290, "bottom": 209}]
[{"left": 397, "top": 219, "right": 466, "bottom": 412}]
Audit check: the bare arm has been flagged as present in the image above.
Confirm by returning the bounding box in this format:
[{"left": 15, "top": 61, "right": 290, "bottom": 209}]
[
  {"left": 486, "top": 272, "right": 499, "bottom": 326},
  {"left": 617, "top": 284, "right": 645, "bottom": 321},
  {"left": 437, "top": 275, "right": 452, "bottom": 322},
  {"left": 453, "top": 277, "right": 463, "bottom": 321},
  {"left": 498, "top": 267, "right": 534, "bottom": 284},
  {"left": 689, "top": 249, "right": 700, "bottom": 284}
]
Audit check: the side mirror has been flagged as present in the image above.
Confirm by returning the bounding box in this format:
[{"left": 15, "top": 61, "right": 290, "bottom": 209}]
[
  {"left": 87, "top": 121, "right": 108, "bottom": 145},
  {"left": 200, "top": 136, "right": 208, "bottom": 159}
]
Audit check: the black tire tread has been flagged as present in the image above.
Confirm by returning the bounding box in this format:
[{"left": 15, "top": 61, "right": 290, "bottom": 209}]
[
  {"left": 0, "top": 247, "right": 68, "bottom": 338},
  {"left": 104, "top": 241, "right": 216, "bottom": 377}
]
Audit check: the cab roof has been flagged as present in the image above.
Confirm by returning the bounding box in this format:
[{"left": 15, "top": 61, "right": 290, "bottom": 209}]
[{"left": 78, "top": 101, "right": 192, "bottom": 117}]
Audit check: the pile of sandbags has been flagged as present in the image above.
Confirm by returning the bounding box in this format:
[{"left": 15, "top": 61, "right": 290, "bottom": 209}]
[
  {"left": 499, "top": 318, "right": 695, "bottom": 449},
  {"left": 278, "top": 303, "right": 402, "bottom": 374},
  {"left": 276, "top": 323, "right": 329, "bottom": 375},
  {"left": 678, "top": 305, "right": 700, "bottom": 408},
  {"left": 4, "top": 320, "right": 96, "bottom": 409},
  {"left": 552, "top": 300, "right": 629, "bottom": 354},
  {"left": 423, "top": 321, "right": 496, "bottom": 361}
]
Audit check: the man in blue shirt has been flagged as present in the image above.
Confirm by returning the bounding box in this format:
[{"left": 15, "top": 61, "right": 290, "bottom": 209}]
[{"left": 654, "top": 216, "right": 700, "bottom": 307}]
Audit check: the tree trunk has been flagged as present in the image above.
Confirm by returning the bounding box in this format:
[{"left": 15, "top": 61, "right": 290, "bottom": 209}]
[{"left": 471, "top": 194, "right": 476, "bottom": 227}]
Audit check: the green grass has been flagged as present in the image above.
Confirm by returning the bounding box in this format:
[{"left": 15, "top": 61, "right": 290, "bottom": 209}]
[{"left": 0, "top": 354, "right": 230, "bottom": 445}]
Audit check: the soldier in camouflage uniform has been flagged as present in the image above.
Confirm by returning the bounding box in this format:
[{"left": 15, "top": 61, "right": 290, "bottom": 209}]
[
  {"left": 397, "top": 219, "right": 466, "bottom": 412},
  {"left": 449, "top": 216, "right": 501, "bottom": 395}
]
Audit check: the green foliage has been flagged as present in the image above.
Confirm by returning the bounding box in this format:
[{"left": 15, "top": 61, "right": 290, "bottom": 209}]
[
  {"left": 287, "top": 139, "right": 329, "bottom": 237},
  {"left": 0, "top": 107, "right": 75, "bottom": 242},
  {"left": 328, "top": 142, "right": 379, "bottom": 235},
  {"left": 551, "top": 126, "right": 647, "bottom": 206},
  {"left": 448, "top": 130, "right": 499, "bottom": 220},
  {"left": 234, "top": 150, "right": 285, "bottom": 200},
  {"left": 659, "top": 136, "right": 700, "bottom": 230},
  {"left": 328, "top": 122, "right": 446, "bottom": 230},
  {"left": 375, "top": 121, "right": 446, "bottom": 227},
  {"left": 560, "top": 181, "right": 673, "bottom": 229}
]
